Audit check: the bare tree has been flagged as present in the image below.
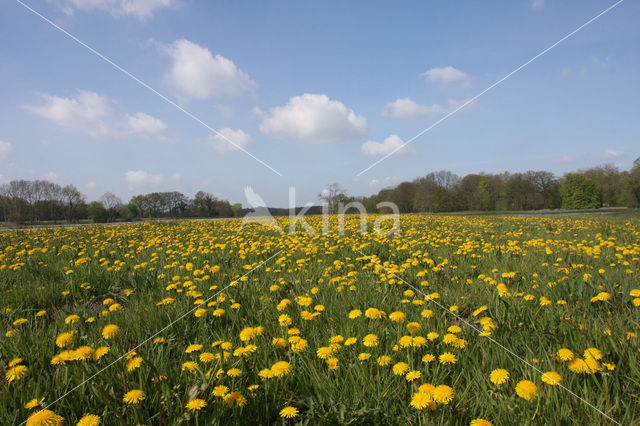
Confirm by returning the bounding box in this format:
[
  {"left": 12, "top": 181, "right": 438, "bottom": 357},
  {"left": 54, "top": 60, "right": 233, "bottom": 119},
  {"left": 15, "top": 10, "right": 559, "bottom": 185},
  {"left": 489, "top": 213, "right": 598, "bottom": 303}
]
[{"left": 319, "top": 183, "right": 347, "bottom": 214}]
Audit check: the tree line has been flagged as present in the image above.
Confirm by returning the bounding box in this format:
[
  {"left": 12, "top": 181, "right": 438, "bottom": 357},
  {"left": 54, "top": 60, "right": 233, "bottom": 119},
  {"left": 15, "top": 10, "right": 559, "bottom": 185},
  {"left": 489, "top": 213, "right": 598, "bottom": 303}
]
[
  {"left": 346, "top": 158, "right": 640, "bottom": 213},
  {"left": 1, "top": 158, "right": 638, "bottom": 224},
  {"left": 0, "top": 182, "right": 242, "bottom": 224}
]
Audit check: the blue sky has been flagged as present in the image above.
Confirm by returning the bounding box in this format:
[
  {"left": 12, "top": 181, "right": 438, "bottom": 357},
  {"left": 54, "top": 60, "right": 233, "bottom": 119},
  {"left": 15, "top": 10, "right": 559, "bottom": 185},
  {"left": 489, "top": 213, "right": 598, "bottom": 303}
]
[{"left": 0, "top": 0, "right": 638, "bottom": 206}]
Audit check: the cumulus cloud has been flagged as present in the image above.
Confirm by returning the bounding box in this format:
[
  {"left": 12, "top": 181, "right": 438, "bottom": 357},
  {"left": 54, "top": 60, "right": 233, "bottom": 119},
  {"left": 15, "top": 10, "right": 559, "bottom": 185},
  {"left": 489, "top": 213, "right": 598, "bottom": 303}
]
[
  {"left": 383, "top": 98, "right": 473, "bottom": 119},
  {"left": 0, "top": 140, "right": 13, "bottom": 160},
  {"left": 206, "top": 128, "right": 253, "bottom": 152},
  {"left": 165, "top": 39, "right": 255, "bottom": 100},
  {"left": 59, "top": 0, "right": 176, "bottom": 20},
  {"left": 383, "top": 98, "right": 445, "bottom": 119},
  {"left": 369, "top": 176, "right": 403, "bottom": 188},
  {"left": 125, "top": 112, "right": 175, "bottom": 142},
  {"left": 24, "top": 90, "right": 174, "bottom": 142},
  {"left": 125, "top": 170, "right": 181, "bottom": 191},
  {"left": 23, "top": 90, "right": 114, "bottom": 138},
  {"left": 361, "top": 134, "right": 406, "bottom": 157},
  {"left": 603, "top": 149, "right": 625, "bottom": 160},
  {"left": 421, "top": 66, "right": 470, "bottom": 87},
  {"left": 260, "top": 94, "right": 367, "bottom": 143}
]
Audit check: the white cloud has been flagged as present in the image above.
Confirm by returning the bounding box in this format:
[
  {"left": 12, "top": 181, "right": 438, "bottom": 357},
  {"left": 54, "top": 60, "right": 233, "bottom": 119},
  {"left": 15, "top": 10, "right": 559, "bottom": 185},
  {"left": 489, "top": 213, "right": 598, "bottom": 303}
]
[
  {"left": 43, "top": 171, "right": 59, "bottom": 181},
  {"left": 382, "top": 98, "right": 445, "bottom": 119},
  {"left": 125, "top": 112, "right": 175, "bottom": 142},
  {"left": 24, "top": 91, "right": 174, "bottom": 142},
  {"left": 23, "top": 90, "right": 114, "bottom": 138},
  {"left": 206, "top": 128, "right": 253, "bottom": 152},
  {"left": 421, "top": 66, "right": 470, "bottom": 87},
  {"left": 260, "top": 94, "right": 367, "bottom": 143},
  {"left": 59, "top": 0, "right": 176, "bottom": 20},
  {"left": 369, "top": 176, "right": 403, "bottom": 188},
  {"left": 603, "top": 149, "right": 625, "bottom": 160},
  {"left": 383, "top": 98, "right": 474, "bottom": 119},
  {"left": 165, "top": 39, "right": 255, "bottom": 100},
  {"left": 85, "top": 181, "right": 98, "bottom": 191},
  {"left": 361, "top": 134, "right": 406, "bottom": 157},
  {"left": 0, "top": 140, "right": 13, "bottom": 160},
  {"left": 125, "top": 170, "right": 181, "bottom": 191}
]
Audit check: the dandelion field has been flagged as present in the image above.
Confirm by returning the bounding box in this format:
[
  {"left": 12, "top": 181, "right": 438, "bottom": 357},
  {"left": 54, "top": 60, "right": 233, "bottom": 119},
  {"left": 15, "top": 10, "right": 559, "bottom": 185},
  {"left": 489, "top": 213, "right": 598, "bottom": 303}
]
[{"left": 1, "top": 215, "right": 639, "bottom": 425}]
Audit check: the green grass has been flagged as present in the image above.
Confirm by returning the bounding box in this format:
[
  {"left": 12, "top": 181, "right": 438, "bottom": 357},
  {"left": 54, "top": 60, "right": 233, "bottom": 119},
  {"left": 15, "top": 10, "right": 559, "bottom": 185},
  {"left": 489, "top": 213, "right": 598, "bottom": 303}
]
[{"left": 1, "top": 215, "right": 639, "bottom": 425}]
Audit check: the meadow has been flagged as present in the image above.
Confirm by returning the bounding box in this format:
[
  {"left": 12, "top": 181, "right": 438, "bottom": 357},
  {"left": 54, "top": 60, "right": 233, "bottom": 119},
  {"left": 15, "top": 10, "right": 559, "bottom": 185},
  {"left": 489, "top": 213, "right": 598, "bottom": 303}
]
[{"left": 1, "top": 214, "right": 639, "bottom": 425}]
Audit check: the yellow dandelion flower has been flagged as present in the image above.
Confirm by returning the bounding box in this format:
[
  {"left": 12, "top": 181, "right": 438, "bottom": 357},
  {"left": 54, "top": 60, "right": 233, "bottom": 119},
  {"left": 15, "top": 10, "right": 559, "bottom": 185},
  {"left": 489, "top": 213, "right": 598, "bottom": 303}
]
[
  {"left": 123, "top": 389, "right": 145, "bottom": 405},
  {"left": 515, "top": 380, "right": 537, "bottom": 401},
  {"left": 410, "top": 392, "right": 436, "bottom": 410},
  {"left": 392, "top": 362, "right": 409, "bottom": 376},
  {"left": 6, "top": 365, "right": 28, "bottom": 383},
  {"left": 101, "top": 324, "right": 120, "bottom": 340},
  {"left": 77, "top": 414, "right": 101, "bottom": 426},
  {"left": 363, "top": 334, "right": 379, "bottom": 347},
  {"left": 280, "top": 406, "right": 299, "bottom": 418},
  {"left": 406, "top": 370, "right": 421, "bottom": 381},
  {"left": 439, "top": 352, "right": 457, "bottom": 365},
  {"left": 432, "top": 385, "right": 454, "bottom": 404},
  {"left": 26, "top": 410, "right": 64, "bottom": 426},
  {"left": 270, "top": 361, "right": 292, "bottom": 377},
  {"left": 185, "top": 399, "right": 207, "bottom": 411},
  {"left": 541, "top": 371, "right": 562, "bottom": 386},
  {"left": 489, "top": 369, "right": 509, "bottom": 385}
]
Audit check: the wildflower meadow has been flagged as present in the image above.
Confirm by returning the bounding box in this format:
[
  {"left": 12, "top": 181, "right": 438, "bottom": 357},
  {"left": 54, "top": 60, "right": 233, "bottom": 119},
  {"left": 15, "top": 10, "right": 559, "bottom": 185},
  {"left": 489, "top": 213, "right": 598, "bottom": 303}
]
[{"left": 1, "top": 215, "right": 639, "bottom": 425}]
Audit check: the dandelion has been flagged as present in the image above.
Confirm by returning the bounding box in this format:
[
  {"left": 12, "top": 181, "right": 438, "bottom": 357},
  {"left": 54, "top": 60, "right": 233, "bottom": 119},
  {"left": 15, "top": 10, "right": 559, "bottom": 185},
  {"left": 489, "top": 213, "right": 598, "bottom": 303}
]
[
  {"left": 123, "top": 389, "right": 145, "bottom": 405},
  {"left": 24, "top": 398, "right": 44, "bottom": 409},
  {"left": 126, "top": 357, "right": 143, "bottom": 372},
  {"left": 406, "top": 322, "right": 421, "bottom": 333},
  {"left": 77, "top": 414, "right": 101, "bottom": 426},
  {"left": 432, "top": 385, "right": 454, "bottom": 404},
  {"left": 392, "top": 362, "right": 409, "bottom": 376},
  {"left": 101, "top": 324, "right": 120, "bottom": 340},
  {"left": 439, "top": 352, "right": 457, "bottom": 365},
  {"left": 541, "top": 371, "right": 562, "bottom": 386},
  {"left": 410, "top": 392, "right": 436, "bottom": 410},
  {"left": 213, "top": 385, "right": 229, "bottom": 397},
  {"left": 316, "top": 346, "right": 333, "bottom": 359},
  {"left": 377, "top": 355, "right": 392, "bottom": 366},
  {"left": 227, "top": 368, "right": 242, "bottom": 377},
  {"left": 515, "top": 380, "right": 538, "bottom": 401},
  {"left": 55, "top": 331, "right": 75, "bottom": 348},
  {"left": 8, "top": 357, "right": 23, "bottom": 367},
  {"left": 489, "top": 369, "right": 509, "bottom": 385},
  {"left": 348, "top": 309, "right": 362, "bottom": 319},
  {"left": 583, "top": 348, "right": 602, "bottom": 360},
  {"left": 326, "top": 358, "right": 339, "bottom": 370},
  {"left": 406, "top": 370, "right": 421, "bottom": 381},
  {"left": 185, "top": 399, "right": 207, "bottom": 411},
  {"left": 422, "top": 354, "right": 435, "bottom": 363},
  {"left": 6, "top": 365, "right": 28, "bottom": 383},
  {"left": 26, "top": 410, "right": 64, "bottom": 426},
  {"left": 363, "top": 334, "right": 379, "bottom": 347},
  {"left": 270, "top": 361, "right": 292, "bottom": 377},
  {"left": 280, "top": 406, "right": 299, "bottom": 418},
  {"left": 93, "top": 347, "right": 110, "bottom": 360},
  {"left": 470, "top": 420, "right": 493, "bottom": 426},
  {"left": 389, "top": 311, "right": 406, "bottom": 323},
  {"left": 557, "top": 348, "right": 574, "bottom": 362},
  {"left": 182, "top": 361, "right": 198, "bottom": 372},
  {"left": 185, "top": 344, "right": 203, "bottom": 353}
]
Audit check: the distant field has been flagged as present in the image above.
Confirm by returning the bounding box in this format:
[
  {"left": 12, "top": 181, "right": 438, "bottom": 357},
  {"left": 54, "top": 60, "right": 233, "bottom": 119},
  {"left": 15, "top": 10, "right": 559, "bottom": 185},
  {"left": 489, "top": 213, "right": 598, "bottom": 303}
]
[{"left": 1, "top": 215, "right": 639, "bottom": 425}]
